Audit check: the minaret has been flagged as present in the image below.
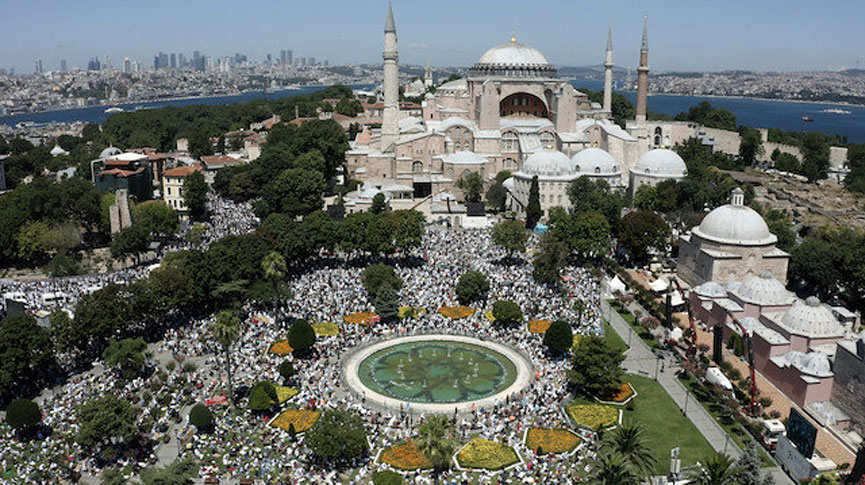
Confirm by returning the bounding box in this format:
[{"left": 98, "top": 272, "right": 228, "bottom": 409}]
[
  {"left": 424, "top": 62, "right": 433, "bottom": 88},
  {"left": 603, "top": 25, "right": 613, "bottom": 114},
  {"left": 381, "top": 2, "right": 400, "bottom": 150},
  {"left": 635, "top": 16, "right": 649, "bottom": 123}
]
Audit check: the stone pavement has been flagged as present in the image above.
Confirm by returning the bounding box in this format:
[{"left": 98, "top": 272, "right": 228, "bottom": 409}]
[{"left": 602, "top": 299, "right": 795, "bottom": 485}]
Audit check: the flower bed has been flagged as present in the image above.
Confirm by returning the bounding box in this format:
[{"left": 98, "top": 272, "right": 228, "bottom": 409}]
[
  {"left": 455, "top": 438, "right": 520, "bottom": 471},
  {"left": 275, "top": 386, "right": 299, "bottom": 404},
  {"left": 565, "top": 404, "right": 620, "bottom": 430},
  {"left": 606, "top": 382, "right": 636, "bottom": 404},
  {"left": 311, "top": 322, "right": 339, "bottom": 337},
  {"left": 527, "top": 319, "right": 552, "bottom": 333},
  {"left": 270, "top": 409, "right": 320, "bottom": 433},
  {"left": 398, "top": 306, "right": 425, "bottom": 319},
  {"left": 344, "top": 312, "right": 378, "bottom": 325},
  {"left": 484, "top": 310, "right": 495, "bottom": 322},
  {"left": 525, "top": 428, "right": 580, "bottom": 455},
  {"left": 379, "top": 440, "right": 434, "bottom": 470},
  {"left": 268, "top": 339, "right": 293, "bottom": 355},
  {"left": 438, "top": 306, "right": 475, "bottom": 319}
]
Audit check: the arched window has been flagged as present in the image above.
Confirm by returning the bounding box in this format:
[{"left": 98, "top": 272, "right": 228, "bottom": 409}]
[
  {"left": 540, "top": 132, "right": 556, "bottom": 148},
  {"left": 501, "top": 132, "right": 518, "bottom": 152},
  {"left": 594, "top": 167, "right": 601, "bottom": 174},
  {"left": 447, "top": 167, "right": 454, "bottom": 179},
  {"left": 504, "top": 158, "right": 517, "bottom": 170},
  {"left": 412, "top": 161, "right": 423, "bottom": 173}
]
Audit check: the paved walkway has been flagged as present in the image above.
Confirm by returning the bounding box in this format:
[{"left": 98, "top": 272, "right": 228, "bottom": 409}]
[{"left": 602, "top": 299, "right": 795, "bottom": 485}]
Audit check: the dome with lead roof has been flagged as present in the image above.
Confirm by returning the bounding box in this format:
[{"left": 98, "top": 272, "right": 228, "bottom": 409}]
[
  {"left": 572, "top": 148, "right": 619, "bottom": 174},
  {"left": 779, "top": 297, "right": 844, "bottom": 338},
  {"left": 694, "top": 188, "right": 775, "bottom": 245},
  {"left": 470, "top": 38, "right": 557, "bottom": 78},
  {"left": 633, "top": 149, "right": 687, "bottom": 177},
  {"left": 520, "top": 149, "right": 574, "bottom": 178}
]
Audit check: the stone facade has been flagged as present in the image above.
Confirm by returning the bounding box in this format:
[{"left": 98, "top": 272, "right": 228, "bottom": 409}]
[{"left": 831, "top": 339, "right": 865, "bottom": 434}]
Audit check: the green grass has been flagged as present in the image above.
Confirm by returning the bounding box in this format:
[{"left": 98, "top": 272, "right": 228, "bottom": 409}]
[
  {"left": 603, "top": 321, "right": 629, "bottom": 353},
  {"left": 607, "top": 299, "right": 661, "bottom": 350}
]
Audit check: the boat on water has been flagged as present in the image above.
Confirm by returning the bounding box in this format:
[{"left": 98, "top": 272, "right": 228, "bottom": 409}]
[
  {"left": 104, "top": 107, "right": 124, "bottom": 114},
  {"left": 801, "top": 115, "right": 813, "bottom": 122},
  {"left": 821, "top": 108, "right": 852, "bottom": 115}
]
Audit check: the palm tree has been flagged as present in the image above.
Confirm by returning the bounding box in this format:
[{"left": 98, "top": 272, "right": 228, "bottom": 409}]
[
  {"left": 415, "top": 415, "right": 457, "bottom": 473},
  {"left": 209, "top": 310, "right": 242, "bottom": 406},
  {"left": 261, "top": 251, "right": 287, "bottom": 310},
  {"left": 589, "top": 453, "right": 639, "bottom": 484},
  {"left": 601, "top": 424, "right": 657, "bottom": 477},
  {"left": 691, "top": 452, "right": 738, "bottom": 485}
]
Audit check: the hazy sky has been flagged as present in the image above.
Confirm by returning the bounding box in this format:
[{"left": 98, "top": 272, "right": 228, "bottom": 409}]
[{"left": 2, "top": 0, "right": 863, "bottom": 73}]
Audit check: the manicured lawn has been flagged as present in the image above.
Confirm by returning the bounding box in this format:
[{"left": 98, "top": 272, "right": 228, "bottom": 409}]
[
  {"left": 603, "top": 321, "right": 629, "bottom": 353},
  {"left": 620, "top": 374, "right": 715, "bottom": 474},
  {"left": 608, "top": 299, "right": 661, "bottom": 349}
]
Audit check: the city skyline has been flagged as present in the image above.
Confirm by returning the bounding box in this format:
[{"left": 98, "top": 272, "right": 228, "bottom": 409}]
[{"left": 2, "top": 0, "right": 864, "bottom": 74}]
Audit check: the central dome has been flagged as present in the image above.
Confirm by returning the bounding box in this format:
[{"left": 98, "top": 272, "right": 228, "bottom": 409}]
[
  {"left": 471, "top": 39, "right": 557, "bottom": 78},
  {"left": 520, "top": 149, "right": 574, "bottom": 178},
  {"left": 694, "top": 189, "right": 775, "bottom": 245}
]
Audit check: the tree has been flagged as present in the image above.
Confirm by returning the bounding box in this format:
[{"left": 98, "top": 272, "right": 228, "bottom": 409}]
[
  {"left": 76, "top": 394, "right": 140, "bottom": 450},
  {"left": 485, "top": 182, "right": 507, "bottom": 212},
  {"left": 305, "top": 408, "right": 369, "bottom": 461},
  {"left": 800, "top": 132, "right": 831, "bottom": 182},
  {"left": 183, "top": 171, "right": 209, "bottom": 221},
  {"left": 372, "top": 470, "right": 404, "bottom": 485},
  {"left": 288, "top": 319, "right": 316, "bottom": 354},
  {"left": 456, "top": 171, "right": 483, "bottom": 203},
  {"left": 568, "top": 336, "right": 625, "bottom": 398},
  {"left": 189, "top": 404, "right": 214, "bottom": 433},
  {"left": 187, "top": 131, "right": 213, "bottom": 159},
  {"left": 209, "top": 310, "right": 241, "bottom": 405},
  {"left": 370, "top": 193, "right": 387, "bottom": 214},
  {"left": 732, "top": 441, "right": 774, "bottom": 485},
  {"left": 553, "top": 210, "right": 610, "bottom": 261},
  {"left": 675, "top": 101, "right": 737, "bottom": 131},
  {"left": 278, "top": 360, "right": 295, "bottom": 384},
  {"left": 374, "top": 286, "right": 400, "bottom": 322},
  {"left": 415, "top": 415, "right": 457, "bottom": 472},
  {"left": 543, "top": 320, "right": 573, "bottom": 354},
  {"left": 455, "top": 270, "right": 490, "bottom": 304},
  {"left": 532, "top": 232, "right": 568, "bottom": 285},
  {"left": 773, "top": 151, "right": 801, "bottom": 174},
  {"left": 110, "top": 224, "right": 151, "bottom": 264},
  {"left": 102, "top": 338, "right": 148, "bottom": 380},
  {"left": 567, "top": 177, "right": 625, "bottom": 228},
  {"left": 133, "top": 201, "right": 179, "bottom": 241},
  {"left": 5, "top": 398, "right": 42, "bottom": 438},
  {"left": 492, "top": 300, "right": 523, "bottom": 326},
  {"left": 690, "top": 452, "right": 738, "bottom": 485},
  {"left": 738, "top": 127, "right": 764, "bottom": 166},
  {"left": 618, "top": 209, "right": 670, "bottom": 264},
  {"left": 139, "top": 458, "right": 199, "bottom": 485},
  {"left": 362, "top": 264, "right": 403, "bottom": 298},
  {"left": 0, "top": 313, "right": 55, "bottom": 400},
  {"left": 261, "top": 168, "right": 325, "bottom": 218},
  {"left": 633, "top": 185, "right": 657, "bottom": 211},
  {"left": 293, "top": 149, "right": 327, "bottom": 174},
  {"left": 248, "top": 381, "right": 278, "bottom": 412},
  {"left": 601, "top": 424, "right": 658, "bottom": 478},
  {"left": 589, "top": 453, "right": 639, "bottom": 485},
  {"left": 525, "top": 175, "right": 542, "bottom": 229},
  {"left": 261, "top": 251, "right": 287, "bottom": 310},
  {"left": 491, "top": 220, "right": 528, "bottom": 259}
]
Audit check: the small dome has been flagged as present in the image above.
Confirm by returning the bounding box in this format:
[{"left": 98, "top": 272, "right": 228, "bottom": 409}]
[
  {"left": 100, "top": 146, "right": 123, "bottom": 159},
  {"left": 50, "top": 145, "right": 68, "bottom": 156},
  {"left": 694, "top": 281, "right": 726, "bottom": 298},
  {"left": 737, "top": 317, "right": 762, "bottom": 336},
  {"left": 694, "top": 191, "right": 775, "bottom": 245},
  {"left": 730, "top": 272, "right": 794, "bottom": 306},
  {"left": 779, "top": 297, "right": 844, "bottom": 337},
  {"left": 501, "top": 177, "right": 515, "bottom": 191},
  {"left": 521, "top": 149, "right": 574, "bottom": 177},
  {"left": 477, "top": 41, "right": 550, "bottom": 67},
  {"left": 633, "top": 149, "right": 687, "bottom": 177},
  {"left": 782, "top": 351, "right": 833, "bottom": 377},
  {"left": 572, "top": 148, "right": 619, "bottom": 174}
]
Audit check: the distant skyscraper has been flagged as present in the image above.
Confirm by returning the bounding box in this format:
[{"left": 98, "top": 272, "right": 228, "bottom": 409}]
[
  {"left": 287, "top": 49, "right": 293, "bottom": 65},
  {"left": 324, "top": 60, "right": 329, "bottom": 67},
  {"left": 192, "top": 51, "right": 204, "bottom": 71},
  {"left": 60, "top": 59, "right": 67, "bottom": 72},
  {"left": 170, "top": 53, "right": 177, "bottom": 68},
  {"left": 267, "top": 53, "right": 272, "bottom": 65},
  {"left": 88, "top": 58, "right": 101, "bottom": 71},
  {"left": 123, "top": 57, "right": 131, "bottom": 74},
  {"left": 309, "top": 57, "right": 316, "bottom": 66},
  {"left": 35, "top": 59, "right": 42, "bottom": 73}
]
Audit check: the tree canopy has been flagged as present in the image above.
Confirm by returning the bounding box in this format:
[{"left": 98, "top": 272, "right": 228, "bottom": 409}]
[
  {"left": 305, "top": 408, "right": 369, "bottom": 461},
  {"left": 568, "top": 336, "right": 625, "bottom": 398},
  {"left": 76, "top": 395, "right": 140, "bottom": 450},
  {"left": 455, "top": 270, "right": 490, "bottom": 304}
]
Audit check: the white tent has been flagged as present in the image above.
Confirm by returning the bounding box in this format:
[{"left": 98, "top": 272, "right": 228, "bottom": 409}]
[
  {"left": 609, "top": 275, "right": 627, "bottom": 294},
  {"left": 670, "top": 290, "right": 685, "bottom": 307},
  {"left": 649, "top": 278, "right": 669, "bottom": 293}
]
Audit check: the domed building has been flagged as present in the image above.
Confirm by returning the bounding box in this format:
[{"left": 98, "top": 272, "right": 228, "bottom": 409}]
[
  {"left": 629, "top": 148, "right": 687, "bottom": 192},
  {"left": 510, "top": 149, "right": 576, "bottom": 216},
  {"left": 571, "top": 148, "right": 623, "bottom": 188},
  {"left": 678, "top": 188, "right": 789, "bottom": 286}
]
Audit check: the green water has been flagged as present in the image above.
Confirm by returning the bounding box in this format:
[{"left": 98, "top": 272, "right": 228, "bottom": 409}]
[{"left": 357, "top": 340, "right": 517, "bottom": 404}]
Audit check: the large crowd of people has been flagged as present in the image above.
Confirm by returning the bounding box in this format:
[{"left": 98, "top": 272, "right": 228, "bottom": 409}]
[{"left": 0, "top": 195, "right": 609, "bottom": 484}]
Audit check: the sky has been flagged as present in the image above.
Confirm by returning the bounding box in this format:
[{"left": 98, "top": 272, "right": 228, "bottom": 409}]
[{"left": 2, "top": 0, "right": 864, "bottom": 74}]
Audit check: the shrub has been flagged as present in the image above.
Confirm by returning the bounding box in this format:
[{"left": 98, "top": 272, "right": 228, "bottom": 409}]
[
  {"left": 189, "top": 403, "right": 214, "bottom": 433},
  {"left": 543, "top": 320, "right": 573, "bottom": 354},
  {"left": 288, "top": 319, "right": 316, "bottom": 353},
  {"left": 362, "top": 263, "right": 403, "bottom": 297},
  {"left": 491, "top": 300, "right": 523, "bottom": 326},
  {"left": 278, "top": 360, "right": 295, "bottom": 383},
  {"left": 5, "top": 398, "right": 41, "bottom": 435},
  {"left": 248, "top": 381, "right": 277, "bottom": 412},
  {"left": 372, "top": 470, "right": 404, "bottom": 485},
  {"left": 305, "top": 409, "right": 368, "bottom": 461},
  {"left": 455, "top": 270, "right": 490, "bottom": 304}
]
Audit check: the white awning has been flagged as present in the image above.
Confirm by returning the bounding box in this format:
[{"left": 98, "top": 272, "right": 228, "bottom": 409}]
[
  {"left": 649, "top": 278, "right": 669, "bottom": 293},
  {"left": 609, "top": 275, "right": 627, "bottom": 294}
]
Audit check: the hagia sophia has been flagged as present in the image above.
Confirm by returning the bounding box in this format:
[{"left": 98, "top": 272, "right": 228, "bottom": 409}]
[{"left": 345, "top": 4, "right": 690, "bottom": 217}]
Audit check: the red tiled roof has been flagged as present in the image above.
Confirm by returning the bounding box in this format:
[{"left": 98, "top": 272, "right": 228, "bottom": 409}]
[
  {"left": 162, "top": 163, "right": 202, "bottom": 177},
  {"left": 201, "top": 155, "right": 243, "bottom": 167},
  {"left": 100, "top": 167, "right": 145, "bottom": 178}
]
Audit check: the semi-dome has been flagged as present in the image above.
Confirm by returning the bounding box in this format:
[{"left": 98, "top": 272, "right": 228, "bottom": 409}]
[
  {"left": 633, "top": 149, "right": 687, "bottom": 177},
  {"left": 730, "top": 271, "right": 795, "bottom": 306},
  {"left": 779, "top": 296, "right": 844, "bottom": 338},
  {"left": 470, "top": 38, "right": 557, "bottom": 78},
  {"left": 572, "top": 148, "right": 619, "bottom": 174},
  {"left": 693, "top": 189, "right": 775, "bottom": 245},
  {"left": 520, "top": 149, "right": 574, "bottom": 177},
  {"left": 100, "top": 146, "right": 123, "bottom": 159}
]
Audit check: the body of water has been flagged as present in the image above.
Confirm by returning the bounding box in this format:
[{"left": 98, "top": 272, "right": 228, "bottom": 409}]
[{"left": 2, "top": 80, "right": 863, "bottom": 143}]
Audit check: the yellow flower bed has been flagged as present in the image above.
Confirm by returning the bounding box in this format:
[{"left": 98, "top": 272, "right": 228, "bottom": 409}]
[
  {"left": 343, "top": 312, "right": 377, "bottom": 325},
  {"left": 275, "top": 386, "right": 299, "bottom": 404},
  {"left": 270, "top": 409, "right": 320, "bottom": 433},
  {"left": 379, "top": 440, "right": 434, "bottom": 470},
  {"left": 311, "top": 322, "right": 339, "bottom": 337},
  {"left": 484, "top": 310, "right": 495, "bottom": 322},
  {"left": 525, "top": 428, "right": 580, "bottom": 455},
  {"left": 527, "top": 319, "right": 552, "bottom": 333},
  {"left": 268, "top": 339, "right": 293, "bottom": 355},
  {"left": 565, "top": 404, "right": 619, "bottom": 430},
  {"left": 608, "top": 382, "right": 635, "bottom": 403},
  {"left": 438, "top": 306, "right": 475, "bottom": 319},
  {"left": 398, "top": 306, "right": 425, "bottom": 319},
  {"left": 456, "top": 438, "right": 520, "bottom": 471}
]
